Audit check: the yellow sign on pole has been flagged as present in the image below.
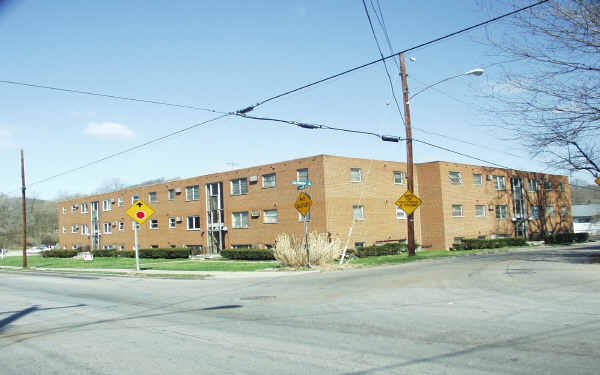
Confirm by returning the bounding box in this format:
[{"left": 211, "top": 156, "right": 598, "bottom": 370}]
[
  {"left": 295, "top": 192, "right": 312, "bottom": 217},
  {"left": 596, "top": 177, "right": 600, "bottom": 186},
  {"left": 395, "top": 191, "right": 422, "bottom": 216},
  {"left": 125, "top": 200, "right": 156, "bottom": 224}
]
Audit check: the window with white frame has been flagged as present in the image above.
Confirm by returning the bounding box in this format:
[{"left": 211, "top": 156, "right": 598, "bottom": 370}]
[
  {"left": 117, "top": 197, "right": 123, "bottom": 207},
  {"left": 475, "top": 205, "right": 486, "bottom": 217},
  {"left": 544, "top": 180, "right": 552, "bottom": 191},
  {"left": 560, "top": 182, "right": 565, "bottom": 192},
  {"left": 298, "top": 211, "right": 311, "bottom": 222},
  {"left": 81, "top": 203, "right": 88, "bottom": 213},
  {"left": 231, "top": 178, "right": 248, "bottom": 195},
  {"left": 62, "top": 226, "right": 66, "bottom": 233},
  {"left": 297, "top": 168, "right": 308, "bottom": 183},
  {"left": 545, "top": 206, "right": 554, "bottom": 217},
  {"left": 531, "top": 206, "right": 541, "bottom": 219},
  {"left": 132, "top": 222, "right": 139, "bottom": 230},
  {"left": 103, "top": 222, "right": 112, "bottom": 234},
  {"left": 118, "top": 221, "right": 124, "bottom": 231},
  {"left": 528, "top": 179, "right": 538, "bottom": 192},
  {"left": 102, "top": 199, "right": 112, "bottom": 211},
  {"left": 169, "top": 217, "right": 176, "bottom": 228},
  {"left": 496, "top": 205, "right": 508, "bottom": 220},
  {"left": 168, "top": 189, "right": 175, "bottom": 200},
  {"left": 81, "top": 224, "right": 89, "bottom": 235},
  {"left": 393, "top": 171, "right": 404, "bottom": 185},
  {"left": 449, "top": 171, "right": 462, "bottom": 185},
  {"left": 119, "top": 245, "right": 125, "bottom": 251},
  {"left": 473, "top": 174, "right": 483, "bottom": 186},
  {"left": 72, "top": 244, "right": 78, "bottom": 250},
  {"left": 452, "top": 205, "right": 464, "bottom": 217},
  {"left": 187, "top": 216, "right": 201, "bottom": 230},
  {"left": 561, "top": 206, "right": 568, "bottom": 217},
  {"left": 71, "top": 205, "right": 77, "bottom": 213},
  {"left": 149, "top": 192, "right": 157, "bottom": 203},
  {"left": 494, "top": 176, "right": 506, "bottom": 191},
  {"left": 71, "top": 225, "right": 78, "bottom": 233},
  {"left": 186, "top": 185, "right": 200, "bottom": 201},
  {"left": 232, "top": 212, "right": 249, "bottom": 229},
  {"left": 263, "top": 209, "right": 278, "bottom": 224},
  {"left": 149, "top": 219, "right": 158, "bottom": 229},
  {"left": 353, "top": 205, "right": 365, "bottom": 220},
  {"left": 396, "top": 207, "right": 407, "bottom": 220},
  {"left": 62, "top": 207, "right": 66, "bottom": 215},
  {"left": 131, "top": 195, "right": 139, "bottom": 205},
  {"left": 354, "top": 242, "right": 365, "bottom": 248},
  {"left": 350, "top": 168, "right": 362, "bottom": 183},
  {"left": 262, "top": 173, "right": 276, "bottom": 188}
]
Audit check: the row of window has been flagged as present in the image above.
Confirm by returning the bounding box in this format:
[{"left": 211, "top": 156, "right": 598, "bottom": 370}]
[
  {"left": 451, "top": 204, "right": 568, "bottom": 219},
  {"left": 448, "top": 172, "right": 565, "bottom": 192},
  {"left": 351, "top": 169, "right": 406, "bottom": 185}
]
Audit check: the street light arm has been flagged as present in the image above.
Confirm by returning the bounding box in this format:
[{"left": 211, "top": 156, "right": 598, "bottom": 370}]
[{"left": 408, "top": 68, "right": 484, "bottom": 101}]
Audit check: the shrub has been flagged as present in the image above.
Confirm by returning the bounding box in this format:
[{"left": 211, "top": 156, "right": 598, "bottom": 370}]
[
  {"left": 575, "top": 233, "right": 589, "bottom": 243},
  {"left": 92, "top": 249, "right": 118, "bottom": 257},
  {"left": 274, "top": 232, "right": 341, "bottom": 267},
  {"left": 356, "top": 243, "right": 408, "bottom": 257},
  {"left": 119, "top": 248, "right": 189, "bottom": 258},
  {"left": 221, "top": 249, "right": 275, "bottom": 261},
  {"left": 456, "top": 237, "right": 527, "bottom": 251},
  {"left": 41, "top": 250, "right": 78, "bottom": 258},
  {"left": 544, "top": 233, "right": 586, "bottom": 244}
]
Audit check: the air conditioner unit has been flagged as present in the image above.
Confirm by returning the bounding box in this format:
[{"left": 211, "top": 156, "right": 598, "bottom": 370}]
[
  {"left": 110, "top": 198, "right": 115, "bottom": 203},
  {"left": 175, "top": 188, "right": 182, "bottom": 194},
  {"left": 112, "top": 221, "right": 117, "bottom": 227},
  {"left": 176, "top": 217, "right": 182, "bottom": 222},
  {"left": 251, "top": 210, "right": 260, "bottom": 218},
  {"left": 249, "top": 176, "right": 258, "bottom": 182},
  {"left": 486, "top": 175, "right": 492, "bottom": 181},
  {"left": 488, "top": 205, "right": 494, "bottom": 211}
]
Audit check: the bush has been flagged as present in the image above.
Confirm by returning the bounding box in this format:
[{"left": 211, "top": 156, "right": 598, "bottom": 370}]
[
  {"left": 575, "top": 233, "right": 589, "bottom": 243},
  {"left": 120, "top": 248, "right": 189, "bottom": 259},
  {"left": 221, "top": 249, "right": 275, "bottom": 260},
  {"left": 41, "top": 250, "right": 78, "bottom": 258},
  {"left": 356, "top": 243, "right": 408, "bottom": 257},
  {"left": 92, "top": 249, "right": 118, "bottom": 257},
  {"left": 274, "top": 232, "right": 341, "bottom": 267},
  {"left": 544, "top": 233, "right": 587, "bottom": 244},
  {"left": 455, "top": 237, "right": 527, "bottom": 251}
]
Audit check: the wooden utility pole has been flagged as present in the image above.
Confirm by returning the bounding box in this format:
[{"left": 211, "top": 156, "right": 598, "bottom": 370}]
[
  {"left": 21, "top": 149, "right": 28, "bottom": 267},
  {"left": 399, "top": 54, "right": 416, "bottom": 257}
]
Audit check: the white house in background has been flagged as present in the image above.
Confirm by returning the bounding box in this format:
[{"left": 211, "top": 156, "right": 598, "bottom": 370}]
[{"left": 572, "top": 204, "right": 600, "bottom": 235}]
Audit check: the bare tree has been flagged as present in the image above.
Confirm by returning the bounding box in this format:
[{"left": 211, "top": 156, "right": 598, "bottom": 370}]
[{"left": 484, "top": 0, "right": 600, "bottom": 177}]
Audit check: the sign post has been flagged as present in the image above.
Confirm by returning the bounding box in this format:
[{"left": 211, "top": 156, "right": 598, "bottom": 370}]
[
  {"left": 294, "top": 190, "right": 312, "bottom": 268},
  {"left": 125, "top": 200, "right": 155, "bottom": 272}
]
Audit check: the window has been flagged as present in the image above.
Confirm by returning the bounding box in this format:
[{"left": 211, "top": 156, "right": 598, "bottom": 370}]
[
  {"left": 496, "top": 205, "right": 508, "bottom": 220},
  {"left": 350, "top": 168, "right": 362, "bottom": 183},
  {"left": 118, "top": 222, "right": 124, "bottom": 231},
  {"left": 232, "top": 244, "right": 252, "bottom": 249},
  {"left": 71, "top": 225, "right": 78, "bottom": 233},
  {"left": 71, "top": 205, "right": 77, "bottom": 213},
  {"left": 169, "top": 217, "right": 176, "bottom": 228},
  {"left": 545, "top": 206, "right": 554, "bottom": 217},
  {"left": 354, "top": 242, "right": 365, "bottom": 249},
  {"left": 62, "top": 226, "right": 66, "bottom": 233},
  {"left": 544, "top": 180, "right": 552, "bottom": 191},
  {"left": 473, "top": 174, "right": 483, "bottom": 186},
  {"left": 298, "top": 211, "right": 311, "bottom": 222},
  {"left": 475, "top": 205, "right": 486, "bottom": 217},
  {"left": 131, "top": 195, "right": 139, "bottom": 205},
  {"left": 186, "top": 185, "right": 200, "bottom": 201},
  {"left": 149, "top": 219, "right": 158, "bottom": 229},
  {"left": 168, "top": 189, "right": 175, "bottom": 200},
  {"left": 231, "top": 178, "right": 248, "bottom": 195},
  {"left": 151, "top": 245, "right": 159, "bottom": 249},
  {"left": 393, "top": 171, "right": 404, "bottom": 185},
  {"left": 119, "top": 245, "right": 125, "bottom": 251},
  {"left": 262, "top": 173, "right": 276, "bottom": 188},
  {"left": 102, "top": 200, "right": 112, "bottom": 211},
  {"left": 531, "top": 206, "right": 541, "bottom": 219},
  {"left": 81, "top": 224, "right": 89, "bottom": 235},
  {"left": 528, "top": 179, "right": 538, "bottom": 192},
  {"left": 494, "top": 176, "right": 506, "bottom": 191},
  {"left": 561, "top": 206, "right": 568, "bottom": 217},
  {"left": 149, "top": 192, "right": 157, "bottom": 203},
  {"left": 117, "top": 197, "right": 123, "bottom": 207},
  {"left": 353, "top": 205, "right": 364, "bottom": 220},
  {"left": 396, "top": 207, "right": 407, "bottom": 220},
  {"left": 560, "top": 182, "right": 565, "bottom": 192},
  {"left": 452, "top": 205, "right": 463, "bottom": 217},
  {"left": 132, "top": 222, "right": 139, "bottom": 230},
  {"left": 103, "top": 222, "right": 112, "bottom": 234},
  {"left": 232, "top": 212, "right": 249, "bottom": 229},
  {"left": 62, "top": 207, "right": 66, "bottom": 215},
  {"left": 264, "top": 209, "right": 278, "bottom": 224},
  {"left": 297, "top": 168, "right": 308, "bottom": 183},
  {"left": 81, "top": 203, "right": 88, "bottom": 213},
  {"left": 449, "top": 171, "right": 462, "bottom": 185},
  {"left": 72, "top": 245, "right": 78, "bottom": 250},
  {"left": 187, "top": 216, "right": 201, "bottom": 230}
]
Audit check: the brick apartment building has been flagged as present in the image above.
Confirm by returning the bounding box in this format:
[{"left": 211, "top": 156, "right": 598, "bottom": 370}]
[{"left": 57, "top": 155, "right": 572, "bottom": 252}]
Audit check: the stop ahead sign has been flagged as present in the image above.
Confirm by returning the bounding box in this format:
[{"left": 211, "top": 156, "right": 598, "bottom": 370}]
[{"left": 125, "top": 200, "right": 155, "bottom": 224}]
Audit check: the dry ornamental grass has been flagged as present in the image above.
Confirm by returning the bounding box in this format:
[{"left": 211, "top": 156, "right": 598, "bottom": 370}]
[{"left": 273, "top": 232, "right": 341, "bottom": 267}]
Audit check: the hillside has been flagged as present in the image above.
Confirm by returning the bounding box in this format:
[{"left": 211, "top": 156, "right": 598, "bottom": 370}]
[{"left": 0, "top": 195, "right": 58, "bottom": 249}]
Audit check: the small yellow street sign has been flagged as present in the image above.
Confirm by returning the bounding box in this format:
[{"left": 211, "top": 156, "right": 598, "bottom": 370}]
[
  {"left": 596, "top": 177, "right": 600, "bottom": 186},
  {"left": 295, "top": 192, "right": 312, "bottom": 217},
  {"left": 125, "top": 200, "right": 156, "bottom": 225},
  {"left": 395, "top": 191, "right": 422, "bottom": 216}
]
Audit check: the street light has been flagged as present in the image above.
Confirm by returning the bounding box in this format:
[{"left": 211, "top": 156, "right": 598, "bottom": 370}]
[{"left": 399, "top": 54, "right": 484, "bottom": 256}]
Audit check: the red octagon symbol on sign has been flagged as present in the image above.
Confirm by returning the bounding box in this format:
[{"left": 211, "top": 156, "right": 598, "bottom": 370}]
[{"left": 136, "top": 211, "right": 145, "bottom": 219}]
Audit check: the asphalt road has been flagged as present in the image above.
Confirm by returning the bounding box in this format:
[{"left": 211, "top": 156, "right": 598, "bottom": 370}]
[{"left": 1, "top": 245, "right": 599, "bottom": 374}]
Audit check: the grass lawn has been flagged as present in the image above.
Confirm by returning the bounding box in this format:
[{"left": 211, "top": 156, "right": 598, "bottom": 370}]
[
  {"left": 0, "top": 255, "right": 279, "bottom": 272},
  {"left": 347, "top": 248, "right": 513, "bottom": 267}
]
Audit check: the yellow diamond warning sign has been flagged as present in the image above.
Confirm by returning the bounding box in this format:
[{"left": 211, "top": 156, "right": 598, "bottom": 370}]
[
  {"left": 395, "top": 191, "right": 422, "bottom": 216},
  {"left": 126, "top": 200, "right": 156, "bottom": 225},
  {"left": 295, "top": 192, "right": 312, "bottom": 217},
  {"left": 596, "top": 177, "right": 600, "bottom": 186}
]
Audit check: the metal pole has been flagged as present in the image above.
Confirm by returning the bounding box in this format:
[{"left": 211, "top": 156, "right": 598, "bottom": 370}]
[
  {"left": 20, "top": 149, "right": 27, "bottom": 268},
  {"left": 134, "top": 222, "right": 140, "bottom": 271},
  {"left": 400, "top": 54, "right": 416, "bottom": 257},
  {"left": 304, "top": 214, "right": 310, "bottom": 268}
]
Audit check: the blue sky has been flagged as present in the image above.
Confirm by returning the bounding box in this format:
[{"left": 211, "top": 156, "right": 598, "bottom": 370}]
[{"left": 0, "top": 1, "right": 580, "bottom": 200}]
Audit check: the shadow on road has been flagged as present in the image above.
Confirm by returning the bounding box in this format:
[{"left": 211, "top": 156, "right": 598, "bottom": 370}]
[{"left": 0, "top": 304, "right": 87, "bottom": 333}]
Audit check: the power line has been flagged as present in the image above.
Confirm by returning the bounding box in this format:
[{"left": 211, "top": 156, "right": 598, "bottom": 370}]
[
  {"left": 251, "top": 0, "right": 550, "bottom": 110},
  {"left": 0, "top": 79, "right": 227, "bottom": 114},
  {"left": 28, "top": 114, "right": 229, "bottom": 186}
]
